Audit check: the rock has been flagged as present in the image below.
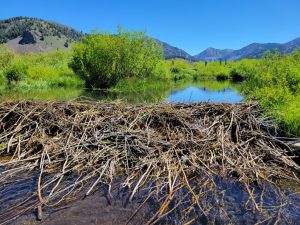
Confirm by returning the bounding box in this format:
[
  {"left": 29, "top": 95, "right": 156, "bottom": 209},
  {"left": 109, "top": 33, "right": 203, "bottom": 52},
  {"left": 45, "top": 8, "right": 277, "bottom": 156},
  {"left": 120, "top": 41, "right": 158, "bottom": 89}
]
[
  {"left": 292, "top": 142, "right": 300, "bottom": 150},
  {"left": 19, "top": 31, "right": 37, "bottom": 45}
]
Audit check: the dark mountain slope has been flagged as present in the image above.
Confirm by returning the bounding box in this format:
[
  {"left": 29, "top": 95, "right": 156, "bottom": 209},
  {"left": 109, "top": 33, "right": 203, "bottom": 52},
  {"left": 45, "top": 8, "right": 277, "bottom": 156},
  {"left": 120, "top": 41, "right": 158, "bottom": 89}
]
[
  {"left": 155, "top": 39, "right": 195, "bottom": 61},
  {"left": 194, "top": 48, "right": 234, "bottom": 62},
  {"left": 0, "top": 17, "right": 84, "bottom": 53}
]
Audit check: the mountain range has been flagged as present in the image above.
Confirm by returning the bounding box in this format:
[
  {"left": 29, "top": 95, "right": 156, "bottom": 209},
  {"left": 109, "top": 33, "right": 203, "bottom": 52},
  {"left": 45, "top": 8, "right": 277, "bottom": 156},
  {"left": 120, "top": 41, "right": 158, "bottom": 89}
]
[
  {"left": 195, "top": 38, "right": 300, "bottom": 61},
  {"left": 1, "top": 17, "right": 300, "bottom": 61}
]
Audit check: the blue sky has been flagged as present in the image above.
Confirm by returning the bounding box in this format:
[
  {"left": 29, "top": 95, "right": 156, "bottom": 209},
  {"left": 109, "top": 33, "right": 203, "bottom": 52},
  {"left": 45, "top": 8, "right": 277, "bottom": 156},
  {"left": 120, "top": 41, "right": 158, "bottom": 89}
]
[{"left": 1, "top": 0, "right": 300, "bottom": 55}]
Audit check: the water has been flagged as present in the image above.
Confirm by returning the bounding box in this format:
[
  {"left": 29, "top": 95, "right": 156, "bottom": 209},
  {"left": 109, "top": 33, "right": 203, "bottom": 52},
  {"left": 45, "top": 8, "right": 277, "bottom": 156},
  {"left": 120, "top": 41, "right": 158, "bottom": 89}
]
[
  {"left": 167, "top": 86, "right": 243, "bottom": 103},
  {"left": 0, "top": 80, "right": 244, "bottom": 104},
  {"left": 7, "top": 175, "right": 300, "bottom": 225}
]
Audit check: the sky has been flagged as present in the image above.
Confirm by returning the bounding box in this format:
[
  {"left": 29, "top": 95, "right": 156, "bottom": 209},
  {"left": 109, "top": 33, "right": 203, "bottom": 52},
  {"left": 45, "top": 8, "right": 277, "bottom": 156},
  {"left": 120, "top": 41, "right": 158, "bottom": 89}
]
[{"left": 1, "top": 0, "right": 300, "bottom": 55}]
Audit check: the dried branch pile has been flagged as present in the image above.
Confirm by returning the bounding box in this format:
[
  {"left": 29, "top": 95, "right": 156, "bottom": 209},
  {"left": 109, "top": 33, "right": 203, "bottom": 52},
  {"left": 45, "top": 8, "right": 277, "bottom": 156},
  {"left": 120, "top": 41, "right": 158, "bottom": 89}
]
[{"left": 0, "top": 101, "right": 299, "bottom": 224}]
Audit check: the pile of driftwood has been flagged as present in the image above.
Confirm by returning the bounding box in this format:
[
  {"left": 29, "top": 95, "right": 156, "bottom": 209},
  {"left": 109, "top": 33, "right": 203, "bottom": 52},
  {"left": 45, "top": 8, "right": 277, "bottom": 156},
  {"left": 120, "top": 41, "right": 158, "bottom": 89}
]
[{"left": 0, "top": 101, "right": 299, "bottom": 224}]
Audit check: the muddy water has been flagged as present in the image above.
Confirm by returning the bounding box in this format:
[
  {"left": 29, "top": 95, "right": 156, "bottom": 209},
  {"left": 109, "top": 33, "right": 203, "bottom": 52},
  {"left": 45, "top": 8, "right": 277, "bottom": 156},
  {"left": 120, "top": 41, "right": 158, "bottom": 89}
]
[
  {"left": 4, "top": 175, "right": 300, "bottom": 225},
  {"left": 12, "top": 193, "right": 148, "bottom": 225}
]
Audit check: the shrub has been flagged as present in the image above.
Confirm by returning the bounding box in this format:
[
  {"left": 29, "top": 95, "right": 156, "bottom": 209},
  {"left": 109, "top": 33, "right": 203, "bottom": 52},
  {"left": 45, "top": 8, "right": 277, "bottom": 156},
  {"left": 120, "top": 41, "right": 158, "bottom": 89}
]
[
  {"left": 70, "top": 28, "right": 164, "bottom": 89},
  {"left": 194, "top": 61, "right": 231, "bottom": 79},
  {"left": 0, "top": 44, "right": 15, "bottom": 69},
  {"left": 5, "top": 62, "right": 28, "bottom": 84},
  {"left": 241, "top": 51, "right": 300, "bottom": 136}
]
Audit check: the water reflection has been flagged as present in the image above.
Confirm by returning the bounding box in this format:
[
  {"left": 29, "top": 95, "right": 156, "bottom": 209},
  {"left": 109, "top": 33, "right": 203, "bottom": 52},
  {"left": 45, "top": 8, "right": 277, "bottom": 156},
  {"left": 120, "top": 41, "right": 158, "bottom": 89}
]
[
  {"left": 167, "top": 86, "right": 243, "bottom": 103},
  {"left": 0, "top": 80, "right": 244, "bottom": 104}
]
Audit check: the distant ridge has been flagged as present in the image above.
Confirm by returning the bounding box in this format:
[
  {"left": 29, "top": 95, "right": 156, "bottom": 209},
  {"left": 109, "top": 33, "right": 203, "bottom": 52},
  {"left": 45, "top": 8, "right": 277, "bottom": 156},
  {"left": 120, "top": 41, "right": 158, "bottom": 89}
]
[
  {"left": 0, "top": 17, "right": 84, "bottom": 53},
  {"left": 194, "top": 48, "right": 234, "bottom": 62},
  {"left": 194, "top": 38, "right": 300, "bottom": 61},
  {"left": 1, "top": 17, "right": 299, "bottom": 61},
  {"left": 155, "top": 39, "right": 195, "bottom": 61},
  {"left": 0, "top": 16, "right": 195, "bottom": 60}
]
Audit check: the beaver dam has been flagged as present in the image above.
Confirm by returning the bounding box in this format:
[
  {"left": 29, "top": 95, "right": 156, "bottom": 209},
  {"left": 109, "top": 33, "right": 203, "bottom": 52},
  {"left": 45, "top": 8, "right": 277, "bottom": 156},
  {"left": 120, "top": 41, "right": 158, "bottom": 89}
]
[{"left": 0, "top": 101, "right": 299, "bottom": 224}]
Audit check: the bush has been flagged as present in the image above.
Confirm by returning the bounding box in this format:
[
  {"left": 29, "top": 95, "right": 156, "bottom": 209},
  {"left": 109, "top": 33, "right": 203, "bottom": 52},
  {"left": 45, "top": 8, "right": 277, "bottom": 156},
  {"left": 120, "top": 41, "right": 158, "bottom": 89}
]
[
  {"left": 194, "top": 61, "right": 231, "bottom": 79},
  {"left": 241, "top": 51, "right": 300, "bottom": 136},
  {"left": 5, "top": 62, "right": 28, "bottom": 84},
  {"left": 0, "top": 44, "right": 15, "bottom": 69},
  {"left": 70, "top": 28, "right": 164, "bottom": 89},
  {"left": 0, "top": 50, "right": 83, "bottom": 90},
  {"left": 166, "top": 59, "right": 196, "bottom": 80}
]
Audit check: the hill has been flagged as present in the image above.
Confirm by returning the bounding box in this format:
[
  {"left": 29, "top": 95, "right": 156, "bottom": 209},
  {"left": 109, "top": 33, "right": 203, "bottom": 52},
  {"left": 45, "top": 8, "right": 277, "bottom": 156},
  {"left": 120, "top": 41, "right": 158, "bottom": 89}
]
[
  {"left": 155, "top": 40, "right": 195, "bottom": 61},
  {"left": 0, "top": 17, "right": 194, "bottom": 60},
  {"left": 0, "top": 17, "right": 84, "bottom": 53},
  {"left": 194, "top": 48, "right": 234, "bottom": 62},
  {"left": 194, "top": 38, "right": 300, "bottom": 61}
]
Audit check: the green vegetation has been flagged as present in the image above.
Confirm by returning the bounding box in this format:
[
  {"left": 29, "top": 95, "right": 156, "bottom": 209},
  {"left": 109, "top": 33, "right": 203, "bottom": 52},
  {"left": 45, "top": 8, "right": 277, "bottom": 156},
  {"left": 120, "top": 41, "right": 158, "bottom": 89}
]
[
  {"left": 166, "top": 59, "right": 197, "bottom": 81},
  {"left": 0, "top": 31, "right": 299, "bottom": 136},
  {"left": 0, "top": 45, "right": 83, "bottom": 90},
  {"left": 240, "top": 51, "right": 300, "bottom": 136},
  {"left": 70, "top": 29, "right": 165, "bottom": 88},
  {"left": 194, "top": 61, "right": 232, "bottom": 80}
]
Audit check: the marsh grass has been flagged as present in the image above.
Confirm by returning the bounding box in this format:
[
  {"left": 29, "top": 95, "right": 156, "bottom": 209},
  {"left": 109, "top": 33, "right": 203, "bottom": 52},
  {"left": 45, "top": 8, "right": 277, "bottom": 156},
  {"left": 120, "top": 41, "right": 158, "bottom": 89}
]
[{"left": 0, "top": 47, "right": 84, "bottom": 90}]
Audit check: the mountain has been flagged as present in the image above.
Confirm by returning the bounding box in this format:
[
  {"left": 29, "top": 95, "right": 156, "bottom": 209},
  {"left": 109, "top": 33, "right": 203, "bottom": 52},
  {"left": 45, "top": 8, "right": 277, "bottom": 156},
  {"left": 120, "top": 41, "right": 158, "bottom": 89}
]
[
  {"left": 0, "top": 17, "right": 84, "bottom": 53},
  {"left": 2, "top": 17, "right": 299, "bottom": 61},
  {"left": 194, "top": 48, "right": 234, "bottom": 62},
  {"left": 195, "top": 38, "right": 300, "bottom": 61},
  {"left": 0, "top": 17, "right": 194, "bottom": 60},
  {"left": 155, "top": 40, "right": 195, "bottom": 61}
]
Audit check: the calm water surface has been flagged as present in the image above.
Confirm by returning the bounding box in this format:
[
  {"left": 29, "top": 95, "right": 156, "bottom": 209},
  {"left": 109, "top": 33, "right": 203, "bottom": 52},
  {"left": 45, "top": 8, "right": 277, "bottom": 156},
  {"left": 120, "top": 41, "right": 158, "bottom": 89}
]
[
  {"left": 167, "top": 86, "right": 243, "bottom": 103},
  {"left": 0, "top": 80, "right": 244, "bottom": 104}
]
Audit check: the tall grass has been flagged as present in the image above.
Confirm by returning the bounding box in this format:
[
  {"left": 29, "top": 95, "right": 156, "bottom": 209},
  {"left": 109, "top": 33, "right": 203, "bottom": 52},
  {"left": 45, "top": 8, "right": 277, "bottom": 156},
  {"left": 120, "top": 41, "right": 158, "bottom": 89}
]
[
  {"left": 0, "top": 46, "right": 84, "bottom": 91},
  {"left": 166, "top": 59, "right": 197, "bottom": 80},
  {"left": 240, "top": 51, "right": 300, "bottom": 136}
]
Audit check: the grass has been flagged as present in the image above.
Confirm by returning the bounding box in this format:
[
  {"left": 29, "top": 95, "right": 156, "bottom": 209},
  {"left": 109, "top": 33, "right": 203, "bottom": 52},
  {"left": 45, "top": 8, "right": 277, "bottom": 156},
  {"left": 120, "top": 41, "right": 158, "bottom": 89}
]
[
  {"left": 239, "top": 53, "right": 300, "bottom": 136},
  {"left": 0, "top": 47, "right": 84, "bottom": 91}
]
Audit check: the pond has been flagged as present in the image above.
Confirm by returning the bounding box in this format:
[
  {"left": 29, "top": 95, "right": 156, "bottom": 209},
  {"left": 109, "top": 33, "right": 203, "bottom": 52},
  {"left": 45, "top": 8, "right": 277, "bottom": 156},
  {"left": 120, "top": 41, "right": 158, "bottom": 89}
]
[
  {"left": 0, "top": 79, "right": 244, "bottom": 104},
  {"left": 167, "top": 86, "right": 243, "bottom": 103}
]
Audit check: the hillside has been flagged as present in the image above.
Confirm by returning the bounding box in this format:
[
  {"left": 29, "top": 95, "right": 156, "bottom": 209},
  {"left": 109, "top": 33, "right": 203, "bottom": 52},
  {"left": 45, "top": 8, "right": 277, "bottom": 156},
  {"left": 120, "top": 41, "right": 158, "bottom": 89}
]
[
  {"left": 194, "top": 48, "right": 234, "bottom": 62},
  {"left": 155, "top": 40, "right": 195, "bottom": 61},
  {"left": 195, "top": 38, "right": 300, "bottom": 61},
  {"left": 0, "top": 17, "right": 194, "bottom": 60},
  {"left": 0, "top": 17, "right": 84, "bottom": 53}
]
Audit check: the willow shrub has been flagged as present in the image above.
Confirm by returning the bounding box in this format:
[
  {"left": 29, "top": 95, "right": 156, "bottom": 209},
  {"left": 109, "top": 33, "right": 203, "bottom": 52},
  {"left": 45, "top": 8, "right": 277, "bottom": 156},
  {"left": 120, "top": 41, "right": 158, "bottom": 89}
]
[
  {"left": 194, "top": 61, "right": 232, "bottom": 80},
  {"left": 241, "top": 51, "right": 300, "bottom": 136},
  {"left": 70, "top": 29, "right": 164, "bottom": 89},
  {"left": 0, "top": 45, "right": 15, "bottom": 84},
  {"left": 0, "top": 48, "right": 83, "bottom": 89}
]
